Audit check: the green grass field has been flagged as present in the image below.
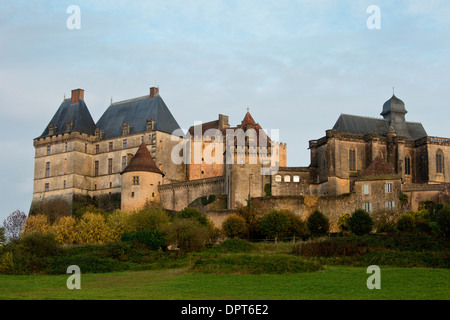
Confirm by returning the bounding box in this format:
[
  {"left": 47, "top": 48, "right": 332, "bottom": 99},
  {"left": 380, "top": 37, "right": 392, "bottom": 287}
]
[{"left": 0, "top": 266, "right": 448, "bottom": 300}]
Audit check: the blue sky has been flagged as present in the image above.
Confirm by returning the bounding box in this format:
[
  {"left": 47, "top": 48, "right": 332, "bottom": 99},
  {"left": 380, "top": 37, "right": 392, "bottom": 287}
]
[{"left": 0, "top": 0, "right": 449, "bottom": 222}]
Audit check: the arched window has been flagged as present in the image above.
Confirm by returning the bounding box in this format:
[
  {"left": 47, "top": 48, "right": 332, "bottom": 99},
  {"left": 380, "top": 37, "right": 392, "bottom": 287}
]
[
  {"left": 349, "top": 148, "right": 356, "bottom": 172},
  {"left": 293, "top": 175, "right": 300, "bottom": 183},
  {"left": 436, "top": 150, "right": 444, "bottom": 174},
  {"left": 274, "top": 175, "right": 282, "bottom": 182},
  {"left": 405, "top": 154, "right": 412, "bottom": 176},
  {"left": 284, "top": 175, "right": 291, "bottom": 183}
]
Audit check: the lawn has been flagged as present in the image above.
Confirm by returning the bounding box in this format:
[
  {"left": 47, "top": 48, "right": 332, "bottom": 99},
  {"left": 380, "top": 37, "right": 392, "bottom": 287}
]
[{"left": 0, "top": 266, "right": 448, "bottom": 300}]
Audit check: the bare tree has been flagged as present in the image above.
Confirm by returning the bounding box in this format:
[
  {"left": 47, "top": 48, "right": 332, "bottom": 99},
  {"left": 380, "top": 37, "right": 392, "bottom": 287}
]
[{"left": 2, "top": 210, "right": 27, "bottom": 242}]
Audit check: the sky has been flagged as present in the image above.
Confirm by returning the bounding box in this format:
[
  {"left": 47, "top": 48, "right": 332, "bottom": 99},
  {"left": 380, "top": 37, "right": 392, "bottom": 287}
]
[{"left": 0, "top": 0, "right": 449, "bottom": 223}]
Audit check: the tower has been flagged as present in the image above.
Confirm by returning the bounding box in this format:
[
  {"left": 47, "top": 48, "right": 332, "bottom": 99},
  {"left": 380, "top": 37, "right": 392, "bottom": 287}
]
[{"left": 120, "top": 142, "right": 164, "bottom": 211}]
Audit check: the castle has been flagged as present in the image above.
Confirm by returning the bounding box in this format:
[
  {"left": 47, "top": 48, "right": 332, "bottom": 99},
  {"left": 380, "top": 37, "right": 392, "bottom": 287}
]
[{"left": 32, "top": 87, "right": 450, "bottom": 228}]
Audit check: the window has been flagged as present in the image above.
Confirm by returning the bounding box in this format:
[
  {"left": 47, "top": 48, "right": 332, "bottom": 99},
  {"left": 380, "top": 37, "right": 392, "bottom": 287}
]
[
  {"left": 47, "top": 145, "right": 51, "bottom": 155},
  {"left": 94, "top": 161, "right": 99, "bottom": 176},
  {"left": 131, "top": 192, "right": 135, "bottom": 198},
  {"left": 45, "top": 162, "right": 50, "bottom": 177},
  {"left": 66, "top": 121, "right": 73, "bottom": 131},
  {"left": 133, "top": 176, "right": 139, "bottom": 185},
  {"left": 141, "top": 136, "right": 144, "bottom": 143},
  {"left": 385, "top": 201, "right": 395, "bottom": 210},
  {"left": 123, "top": 139, "right": 127, "bottom": 149},
  {"left": 284, "top": 175, "right": 291, "bottom": 183},
  {"left": 349, "top": 148, "right": 356, "bottom": 172},
  {"left": 436, "top": 151, "right": 444, "bottom": 174},
  {"left": 363, "top": 202, "right": 372, "bottom": 213},
  {"left": 64, "top": 159, "right": 67, "bottom": 174},
  {"left": 109, "top": 182, "right": 112, "bottom": 188},
  {"left": 364, "top": 184, "right": 370, "bottom": 195},
  {"left": 109, "top": 142, "right": 113, "bottom": 152},
  {"left": 275, "top": 175, "right": 282, "bottom": 182},
  {"left": 152, "top": 192, "right": 155, "bottom": 198},
  {"left": 85, "top": 143, "right": 87, "bottom": 153},
  {"left": 94, "top": 184, "right": 97, "bottom": 190},
  {"left": 63, "top": 180, "right": 66, "bottom": 189},
  {"left": 146, "top": 118, "right": 154, "bottom": 131},
  {"left": 45, "top": 183, "right": 49, "bottom": 192},
  {"left": 95, "top": 144, "right": 100, "bottom": 154},
  {"left": 108, "top": 158, "right": 113, "bottom": 174},
  {"left": 65, "top": 142, "right": 68, "bottom": 152},
  {"left": 405, "top": 155, "right": 411, "bottom": 175},
  {"left": 122, "top": 156, "right": 127, "bottom": 171},
  {"left": 122, "top": 123, "right": 130, "bottom": 136},
  {"left": 48, "top": 124, "right": 56, "bottom": 135},
  {"left": 385, "top": 183, "right": 393, "bottom": 193},
  {"left": 293, "top": 175, "right": 300, "bottom": 183}
]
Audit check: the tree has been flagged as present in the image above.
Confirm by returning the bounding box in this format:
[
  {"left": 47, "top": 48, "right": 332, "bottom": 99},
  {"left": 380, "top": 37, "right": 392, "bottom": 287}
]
[
  {"left": 260, "top": 210, "right": 291, "bottom": 242},
  {"left": 348, "top": 209, "right": 374, "bottom": 236},
  {"left": 2, "top": 210, "right": 27, "bottom": 242},
  {"left": 307, "top": 210, "right": 330, "bottom": 237},
  {"left": 0, "top": 227, "right": 5, "bottom": 246},
  {"left": 22, "top": 214, "right": 50, "bottom": 235},
  {"left": 222, "top": 214, "right": 248, "bottom": 239},
  {"left": 436, "top": 205, "right": 450, "bottom": 237}
]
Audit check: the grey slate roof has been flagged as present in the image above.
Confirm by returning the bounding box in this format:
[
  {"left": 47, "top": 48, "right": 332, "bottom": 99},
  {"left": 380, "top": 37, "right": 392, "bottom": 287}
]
[
  {"left": 96, "top": 95, "right": 182, "bottom": 139},
  {"left": 332, "top": 114, "right": 427, "bottom": 141},
  {"left": 38, "top": 99, "right": 97, "bottom": 138}
]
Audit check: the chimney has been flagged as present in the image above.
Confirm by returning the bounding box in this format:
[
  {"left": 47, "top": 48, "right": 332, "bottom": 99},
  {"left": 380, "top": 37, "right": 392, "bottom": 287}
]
[
  {"left": 71, "top": 89, "right": 85, "bottom": 104},
  {"left": 218, "top": 114, "right": 230, "bottom": 130},
  {"left": 150, "top": 87, "right": 159, "bottom": 99}
]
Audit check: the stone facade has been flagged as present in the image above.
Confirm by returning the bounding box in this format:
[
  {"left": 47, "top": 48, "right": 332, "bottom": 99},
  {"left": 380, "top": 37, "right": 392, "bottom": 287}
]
[{"left": 32, "top": 89, "right": 449, "bottom": 222}]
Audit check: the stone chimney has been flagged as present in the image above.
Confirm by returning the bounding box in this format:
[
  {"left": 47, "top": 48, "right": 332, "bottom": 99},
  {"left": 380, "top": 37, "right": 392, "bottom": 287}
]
[
  {"left": 71, "top": 89, "right": 85, "bottom": 104},
  {"left": 150, "top": 87, "right": 159, "bottom": 99},
  {"left": 218, "top": 114, "right": 230, "bottom": 130}
]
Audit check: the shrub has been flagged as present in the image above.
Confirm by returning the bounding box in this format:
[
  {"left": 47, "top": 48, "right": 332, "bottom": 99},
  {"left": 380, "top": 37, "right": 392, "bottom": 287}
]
[
  {"left": 338, "top": 213, "right": 351, "bottom": 235},
  {"left": 121, "top": 229, "right": 166, "bottom": 250},
  {"left": 371, "top": 209, "right": 401, "bottom": 233},
  {"left": 348, "top": 209, "right": 374, "bottom": 236},
  {"left": 162, "top": 219, "right": 211, "bottom": 253},
  {"left": 17, "top": 232, "right": 60, "bottom": 257},
  {"left": 75, "top": 212, "right": 112, "bottom": 244},
  {"left": 222, "top": 214, "right": 248, "bottom": 239},
  {"left": 292, "top": 237, "right": 370, "bottom": 257},
  {"left": 436, "top": 205, "right": 450, "bottom": 237},
  {"left": 214, "top": 239, "right": 256, "bottom": 253},
  {"left": 396, "top": 212, "right": 416, "bottom": 232},
  {"left": 307, "top": 210, "right": 329, "bottom": 236},
  {"left": 0, "top": 251, "right": 14, "bottom": 274},
  {"left": 49, "top": 216, "right": 77, "bottom": 244},
  {"left": 29, "top": 199, "right": 71, "bottom": 224},
  {"left": 106, "top": 210, "right": 133, "bottom": 242},
  {"left": 128, "top": 207, "right": 171, "bottom": 232},
  {"left": 176, "top": 207, "right": 208, "bottom": 226},
  {"left": 260, "top": 210, "right": 291, "bottom": 241},
  {"left": 264, "top": 184, "right": 272, "bottom": 197},
  {"left": 22, "top": 214, "right": 50, "bottom": 235}
]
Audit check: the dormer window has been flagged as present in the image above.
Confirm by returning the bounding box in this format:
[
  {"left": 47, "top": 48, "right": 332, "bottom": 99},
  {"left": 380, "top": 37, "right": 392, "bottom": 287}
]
[
  {"left": 146, "top": 118, "right": 154, "bottom": 132},
  {"left": 95, "top": 128, "right": 102, "bottom": 140},
  {"left": 48, "top": 123, "right": 57, "bottom": 135},
  {"left": 66, "top": 121, "right": 73, "bottom": 131},
  {"left": 122, "top": 123, "right": 130, "bottom": 136}
]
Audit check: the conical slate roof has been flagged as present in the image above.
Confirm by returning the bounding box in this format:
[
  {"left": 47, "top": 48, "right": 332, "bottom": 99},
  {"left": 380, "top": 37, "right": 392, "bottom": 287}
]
[{"left": 121, "top": 142, "right": 164, "bottom": 176}]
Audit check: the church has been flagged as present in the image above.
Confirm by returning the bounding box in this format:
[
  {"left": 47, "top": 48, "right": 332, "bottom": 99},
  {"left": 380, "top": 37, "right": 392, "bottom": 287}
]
[{"left": 31, "top": 87, "right": 449, "bottom": 225}]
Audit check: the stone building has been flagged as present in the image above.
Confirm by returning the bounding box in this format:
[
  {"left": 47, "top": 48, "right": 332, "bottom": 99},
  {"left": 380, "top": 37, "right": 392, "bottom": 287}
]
[{"left": 31, "top": 88, "right": 449, "bottom": 224}]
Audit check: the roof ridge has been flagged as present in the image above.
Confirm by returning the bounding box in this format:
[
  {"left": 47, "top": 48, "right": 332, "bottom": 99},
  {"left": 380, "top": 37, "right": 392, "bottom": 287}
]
[{"left": 110, "top": 95, "right": 149, "bottom": 105}]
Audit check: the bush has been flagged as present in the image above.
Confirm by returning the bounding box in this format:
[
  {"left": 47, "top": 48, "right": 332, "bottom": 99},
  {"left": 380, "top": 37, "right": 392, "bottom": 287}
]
[
  {"left": 50, "top": 216, "right": 77, "bottom": 244},
  {"left": 162, "top": 219, "right": 211, "bottom": 253},
  {"left": 121, "top": 229, "right": 166, "bottom": 250},
  {"left": 285, "top": 211, "right": 308, "bottom": 240},
  {"left": 260, "top": 210, "right": 291, "bottom": 241},
  {"left": 436, "top": 205, "right": 450, "bottom": 237},
  {"left": 372, "top": 209, "right": 401, "bottom": 233},
  {"left": 214, "top": 239, "right": 256, "bottom": 253},
  {"left": 176, "top": 207, "right": 208, "bottom": 226},
  {"left": 22, "top": 214, "right": 50, "bottom": 235},
  {"left": 222, "top": 214, "right": 247, "bottom": 239},
  {"left": 18, "top": 232, "right": 60, "bottom": 257},
  {"left": 128, "top": 207, "right": 171, "bottom": 232},
  {"left": 75, "top": 212, "right": 112, "bottom": 244},
  {"left": 307, "top": 210, "right": 329, "bottom": 236},
  {"left": 338, "top": 213, "right": 351, "bottom": 235},
  {"left": 348, "top": 209, "right": 374, "bottom": 236},
  {"left": 0, "top": 251, "right": 14, "bottom": 274},
  {"left": 292, "top": 237, "right": 370, "bottom": 257}
]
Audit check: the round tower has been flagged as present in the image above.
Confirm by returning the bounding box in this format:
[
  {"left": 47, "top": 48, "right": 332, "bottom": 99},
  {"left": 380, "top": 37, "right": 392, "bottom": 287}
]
[{"left": 120, "top": 142, "right": 164, "bottom": 212}]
